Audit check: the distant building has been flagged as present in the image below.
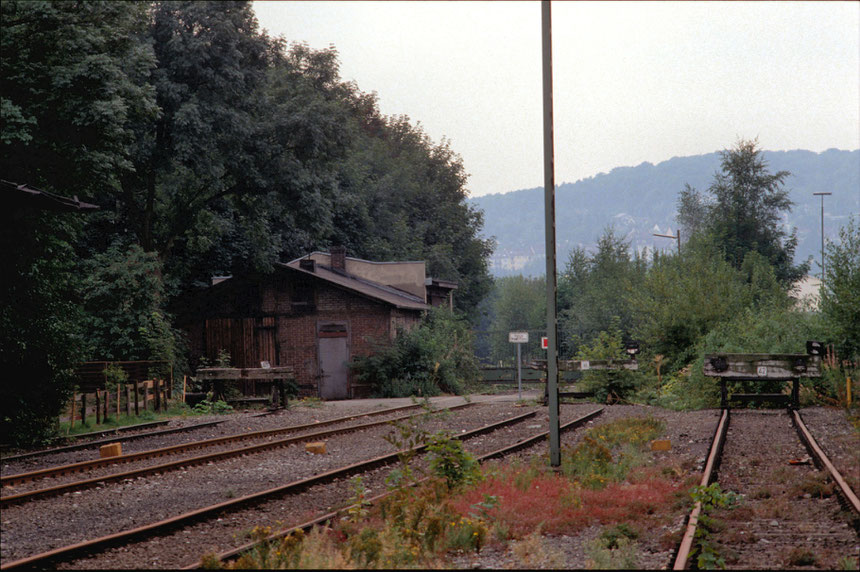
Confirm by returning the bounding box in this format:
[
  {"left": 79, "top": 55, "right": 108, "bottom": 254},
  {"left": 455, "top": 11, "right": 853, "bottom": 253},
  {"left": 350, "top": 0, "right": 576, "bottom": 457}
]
[
  {"left": 791, "top": 275, "right": 822, "bottom": 311},
  {"left": 176, "top": 247, "right": 456, "bottom": 399}
]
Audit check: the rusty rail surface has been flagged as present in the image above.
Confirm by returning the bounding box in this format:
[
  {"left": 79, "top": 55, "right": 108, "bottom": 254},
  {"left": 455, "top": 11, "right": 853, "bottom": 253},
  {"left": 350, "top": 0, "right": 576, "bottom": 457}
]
[
  {"left": 0, "top": 408, "right": 537, "bottom": 570},
  {"left": 0, "top": 420, "right": 222, "bottom": 463},
  {"left": 1, "top": 402, "right": 429, "bottom": 487},
  {"left": 791, "top": 410, "right": 860, "bottom": 514},
  {"left": 1, "top": 402, "right": 474, "bottom": 506},
  {"left": 184, "top": 407, "right": 605, "bottom": 569},
  {"left": 672, "top": 408, "right": 730, "bottom": 570},
  {"left": 672, "top": 408, "right": 859, "bottom": 570}
]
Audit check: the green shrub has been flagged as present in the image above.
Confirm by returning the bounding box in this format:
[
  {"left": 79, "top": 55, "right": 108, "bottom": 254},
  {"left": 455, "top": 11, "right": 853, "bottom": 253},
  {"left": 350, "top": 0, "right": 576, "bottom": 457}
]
[
  {"left": 351, "top": 308, "right": 480, "bottom": 398},
  {"left": 426, "top": 431, "right": 482, "bottom": 489},
  {"left": 192, "top": 394, "right": 234, "bottom": 415},
  {"left": 575, "top": 321, "right": 643, "bottom": 403}
]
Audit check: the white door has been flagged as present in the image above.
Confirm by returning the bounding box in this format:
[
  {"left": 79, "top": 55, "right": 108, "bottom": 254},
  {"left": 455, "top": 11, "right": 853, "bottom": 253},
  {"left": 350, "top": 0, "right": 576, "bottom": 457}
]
[{"left": 318, "top": 323, "right": 349, "bottom": 399}]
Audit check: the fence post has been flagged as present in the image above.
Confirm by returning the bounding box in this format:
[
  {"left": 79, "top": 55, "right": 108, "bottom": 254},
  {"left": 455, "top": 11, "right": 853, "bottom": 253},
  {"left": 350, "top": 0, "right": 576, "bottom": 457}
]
[
  {"left": 69, "top": 393, "right": 77, "bottom": 429},
  {"left": 143, "top": 381, "right": 149, "bottom": 411},
  {"left": 103, "top": 389, "right": 109, "bottom": 422},
  {"left": 95, "top": 391, "right": 101, "bottom": 425},
  {"left": 125, "top": 384, "right": 131, "bottom": 416},
  {"left": 81, "top": 393, "right": 87, "bottom": 426},
  {"left": 116, "top": 384, "right": 120, "bottom": 418},
  {"left": 153, "top": 377, "right": 160, "bottom": 412},
  {"left": 134, "top": 380, "right": 140, "bottom": 416}
]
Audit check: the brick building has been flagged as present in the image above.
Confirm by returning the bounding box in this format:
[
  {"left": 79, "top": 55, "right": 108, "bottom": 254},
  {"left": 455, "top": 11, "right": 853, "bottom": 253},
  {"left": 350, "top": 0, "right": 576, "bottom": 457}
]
[{"left": 178, "top": 247, "right": 456, "bottom": 399}]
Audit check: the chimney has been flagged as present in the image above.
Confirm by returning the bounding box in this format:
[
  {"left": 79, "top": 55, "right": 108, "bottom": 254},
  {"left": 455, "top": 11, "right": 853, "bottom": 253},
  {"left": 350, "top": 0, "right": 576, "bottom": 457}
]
[
  {"left": 331, "top": 245, "right": 346, "bottom": 271},
  {"left": 299, "top": 258, "right": 315, "bottom": 272}
]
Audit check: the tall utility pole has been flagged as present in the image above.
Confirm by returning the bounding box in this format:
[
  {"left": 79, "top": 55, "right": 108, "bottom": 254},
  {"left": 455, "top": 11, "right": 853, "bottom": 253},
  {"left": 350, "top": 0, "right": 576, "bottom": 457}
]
[
  {"left": 813, "top": 192, "right": 832, "bottom": 279},
  {"left": 541, "top": 0, "right": 560, "bottom": 467}
]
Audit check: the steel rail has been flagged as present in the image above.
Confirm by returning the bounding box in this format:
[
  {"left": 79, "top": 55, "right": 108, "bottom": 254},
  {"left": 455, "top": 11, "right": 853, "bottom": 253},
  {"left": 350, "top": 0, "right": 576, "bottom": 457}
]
[
  {"left": 0, "top": 409, "right": 536, "bottom": 570},
  {"left": 52, "top": 420, "right": 171, "bottom": 440},
  {"left": 182, "top": 407, "right": 605, "bottom": 569},
  {"left": 791, "top": 409, "right": 860, "bottom": 515},
  {"left": 1, "top": 402, "right": 427, "bottom": 486},
  {"left": 673, "top": 408, "right": 730, "bottom": 571},
  {"left": 672, "top": 408, "right": 859, "bottom": 570},
  {"left": 0, "top": 420, "right": 223, "bottom": 463},
  {"left": 0, "top": 403, "right": 474, "bottom": 506}
]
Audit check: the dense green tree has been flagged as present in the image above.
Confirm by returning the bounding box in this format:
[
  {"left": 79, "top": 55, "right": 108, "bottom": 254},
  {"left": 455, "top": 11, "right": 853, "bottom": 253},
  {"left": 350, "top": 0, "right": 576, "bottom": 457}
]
[
  {"left": 0, "top": 208, "right": 86, "bottom": 446},
  {"left": 558, "top": 228, "right": 646, "bottom": 356},
  {"left": 820, "top": 217, "right": 860, "bottom": 360},
  {"left": 677, "top": 139, "right": 809, "bottom": 284},
  {"left": 80, "top": 244, "right": 183, "bottom": 372},
  {"left": 1, "top": 1, "right": 496, "bottom": 445},
  {"left": 629, "top": 237, "right": 788, "bottom": 370},
  {"left": 1, "top": 1, "right": 154, "bottom": 446},
  {"left": 1, "top": 0, "right": 156, "bottom": 197},
  {"left": 676, "top": 183, "right": 708, "bottom": 241},
  {"left": 120, "top": 1, "right": 280, "bottom": 281},
  {"left": 486, "top": 275, "right": 546, "bottom": 363},
  {"left": 332, "top": 113, "right": 494, "bottom": 319}
]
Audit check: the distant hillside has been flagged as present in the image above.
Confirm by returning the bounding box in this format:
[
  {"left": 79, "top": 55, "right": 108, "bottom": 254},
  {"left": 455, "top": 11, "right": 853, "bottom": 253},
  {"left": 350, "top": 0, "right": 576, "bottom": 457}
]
[{"left": 469, "top": 149, "right": 860, "bottom": 276}]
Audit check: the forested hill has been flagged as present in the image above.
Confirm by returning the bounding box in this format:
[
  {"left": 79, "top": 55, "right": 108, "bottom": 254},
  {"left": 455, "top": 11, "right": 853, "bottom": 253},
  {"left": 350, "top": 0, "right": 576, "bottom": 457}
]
[{"left": 470, "top": 149, "right": 859, "bottom": 276}]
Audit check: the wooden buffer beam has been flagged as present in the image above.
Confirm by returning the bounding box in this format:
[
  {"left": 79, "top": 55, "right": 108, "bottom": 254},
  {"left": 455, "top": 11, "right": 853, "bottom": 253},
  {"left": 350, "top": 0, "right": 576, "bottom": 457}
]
[
  {"left": 703, "top": 351, "right": 822, "bottom": 409},
  {"left": 196, "top": 367, "right": 295, "bottom": 409}
]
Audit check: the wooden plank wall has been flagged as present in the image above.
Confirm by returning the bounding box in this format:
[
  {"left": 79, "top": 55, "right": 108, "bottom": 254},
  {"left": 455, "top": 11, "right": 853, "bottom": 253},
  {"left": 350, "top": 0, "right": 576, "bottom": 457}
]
[{"left": 204, "top": 317, "right": 278, "bottom": 395}]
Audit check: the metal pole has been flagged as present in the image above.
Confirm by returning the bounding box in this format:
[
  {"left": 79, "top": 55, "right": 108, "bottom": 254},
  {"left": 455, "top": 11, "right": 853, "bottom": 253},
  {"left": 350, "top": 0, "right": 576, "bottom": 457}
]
[
  {"left": 813, "top": 192, "right": 831, "bottom": 280},
  {"left": 517, "top": 342, "right": 522, "bottom": 401},
  {"left": 541, "top": 0, "right": 561, "bottom": 467}
]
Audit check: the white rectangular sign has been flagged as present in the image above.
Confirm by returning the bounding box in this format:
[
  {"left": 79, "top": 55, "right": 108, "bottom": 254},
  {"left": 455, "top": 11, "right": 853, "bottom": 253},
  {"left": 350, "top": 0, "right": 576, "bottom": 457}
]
[{"left": 508, "top": 331, "right": 529, "bottom": 344}]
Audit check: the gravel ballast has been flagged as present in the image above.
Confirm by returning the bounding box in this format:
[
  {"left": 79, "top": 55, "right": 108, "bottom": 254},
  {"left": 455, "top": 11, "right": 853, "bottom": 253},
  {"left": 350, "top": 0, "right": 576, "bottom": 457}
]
[{"left": 1, "top": 393, "right": 857, "bottom": 570}]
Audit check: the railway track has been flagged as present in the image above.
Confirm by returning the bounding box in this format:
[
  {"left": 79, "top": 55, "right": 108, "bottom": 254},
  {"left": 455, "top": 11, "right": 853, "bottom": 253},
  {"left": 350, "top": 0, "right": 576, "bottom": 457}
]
[
  {"left": 188, "top": 407, "right": 606, "bottom": 569},
  {"left": 2, "top": 401, "right": 575, "bottom": 569},
  {"left": 0, "top": 402, "right": 459, "bottom": 505},
  {"left": 2, "top": 402, "right": 427, "bottom": 483},
  {"left": 0, "top": 420, "right": 224, "bottom": 463},
  {"left": 672, "top": 408, "right": 859, "bottom": 570}
]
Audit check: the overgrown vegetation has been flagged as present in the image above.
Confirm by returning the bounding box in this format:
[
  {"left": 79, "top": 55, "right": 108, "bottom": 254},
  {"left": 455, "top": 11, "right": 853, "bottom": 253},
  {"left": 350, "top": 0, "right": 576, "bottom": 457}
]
[
  {"left": 481, "top": 141, "right": 859, "bottom": 410},
  {"left": 351, "top": 308, "right": 480, "bottom": 398},
  {"left": 205, "top": 416, "right": 682, "bottom": 569},
  {"left": 1, "top": 1, "right": 492, "bottom": 446},
  {"left": 688, "top": 483, "right": 742, "bottom": 569}
]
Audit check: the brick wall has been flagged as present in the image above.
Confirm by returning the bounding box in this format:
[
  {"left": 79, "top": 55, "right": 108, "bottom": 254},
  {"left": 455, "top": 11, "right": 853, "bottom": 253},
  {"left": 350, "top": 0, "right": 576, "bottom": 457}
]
[
  {"left": 184, "top": 269, "right": 424, "bottom": 399},
  {"left": 274, "top": 280, "right": 419, "bottom": 398}
]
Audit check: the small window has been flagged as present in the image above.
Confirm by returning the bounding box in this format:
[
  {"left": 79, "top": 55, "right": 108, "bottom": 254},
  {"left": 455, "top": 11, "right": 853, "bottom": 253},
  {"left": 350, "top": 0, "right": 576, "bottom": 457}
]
[{"left": 291, "top": 280, "right": 315, "bottom": 312}]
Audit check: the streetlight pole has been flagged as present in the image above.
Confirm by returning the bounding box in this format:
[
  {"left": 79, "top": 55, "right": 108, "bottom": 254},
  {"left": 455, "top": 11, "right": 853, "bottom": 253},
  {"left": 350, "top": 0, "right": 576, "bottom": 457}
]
[
  {"left": 653, "top": 230, "right": 680, "bottom": 255},
  {"left": 541, "top": 0, "right": 560, "bottom": 467},
  {"left": 813, "top": 192, "right": 832, "bottom": 279}
]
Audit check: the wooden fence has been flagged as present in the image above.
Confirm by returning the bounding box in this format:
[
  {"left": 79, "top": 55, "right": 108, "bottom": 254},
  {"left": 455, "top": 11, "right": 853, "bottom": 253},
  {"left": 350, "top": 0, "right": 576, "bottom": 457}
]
[{"left": 64, "top": 379, "right": 170, "bottom": 428}]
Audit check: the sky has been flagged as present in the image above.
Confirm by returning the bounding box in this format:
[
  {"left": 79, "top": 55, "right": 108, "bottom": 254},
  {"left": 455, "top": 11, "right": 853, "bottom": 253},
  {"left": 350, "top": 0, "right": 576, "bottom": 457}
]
[{"left": 252, "top": 1, "right": 860, "bottom": 198}]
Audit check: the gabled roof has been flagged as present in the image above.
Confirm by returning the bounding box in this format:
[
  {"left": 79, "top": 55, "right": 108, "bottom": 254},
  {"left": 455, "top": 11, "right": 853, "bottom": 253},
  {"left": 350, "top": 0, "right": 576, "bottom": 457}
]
[
  {"left": 280, "top": 260, "right": 430, "bottom": 311},
  {"left": 3, "top": 180, "right": 99, "bottom": 212}
]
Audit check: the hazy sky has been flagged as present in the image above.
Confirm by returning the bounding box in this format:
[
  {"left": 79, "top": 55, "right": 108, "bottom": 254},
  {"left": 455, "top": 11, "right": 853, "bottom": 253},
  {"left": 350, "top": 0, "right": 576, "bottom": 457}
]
[{"left": 252, "top": 1, "right": 860, "bottom": 198}]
